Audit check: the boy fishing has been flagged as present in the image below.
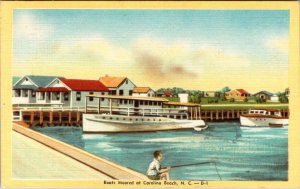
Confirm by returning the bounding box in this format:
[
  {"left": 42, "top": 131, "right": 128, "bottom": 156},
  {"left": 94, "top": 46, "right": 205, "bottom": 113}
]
[{"left": 146, "top": 150, "right": 170, "bottom": 180}]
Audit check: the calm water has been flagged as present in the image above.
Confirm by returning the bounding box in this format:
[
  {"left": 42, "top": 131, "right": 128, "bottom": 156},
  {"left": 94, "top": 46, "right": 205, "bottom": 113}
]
[{"left": 32, "top": 122, "right": 288, "bottom": 181}]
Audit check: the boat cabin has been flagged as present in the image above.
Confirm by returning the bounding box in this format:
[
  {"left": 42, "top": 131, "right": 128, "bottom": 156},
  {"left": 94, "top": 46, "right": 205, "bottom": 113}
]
[
  {"left": 85, "top": 95, "right": 202, "bottom": 120},
  {"left": 248, "top": 109, "right": 282, "bottom": 117}
]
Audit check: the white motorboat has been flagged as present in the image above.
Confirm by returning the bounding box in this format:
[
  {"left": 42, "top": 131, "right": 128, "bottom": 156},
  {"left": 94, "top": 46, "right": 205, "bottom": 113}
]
[
  {"left": 240, "top": 108, "right": 288, "bottom": 127},
  {"left": 82, "top": 95, "right": 206, "bottom": 133}
]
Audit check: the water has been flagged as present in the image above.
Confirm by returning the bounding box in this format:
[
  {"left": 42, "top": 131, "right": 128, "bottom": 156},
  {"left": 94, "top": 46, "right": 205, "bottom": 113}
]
[{"left": 32, "top": 122, "right": 288, "bottom": 181}]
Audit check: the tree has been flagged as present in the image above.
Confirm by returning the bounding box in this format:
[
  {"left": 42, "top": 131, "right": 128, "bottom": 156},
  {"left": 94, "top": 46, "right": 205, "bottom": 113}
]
[{"left": 222, "top": 86, "right": 231, "bottom": 93}]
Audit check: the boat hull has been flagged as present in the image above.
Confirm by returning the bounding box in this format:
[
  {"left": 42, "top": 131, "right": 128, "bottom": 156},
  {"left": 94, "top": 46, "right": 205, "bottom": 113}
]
[
  {"left": 240, "top": 115, "right": 288, "bottom": 127},
  {"left": 83, "top": 114, "right": 206, "bottom": 133}
]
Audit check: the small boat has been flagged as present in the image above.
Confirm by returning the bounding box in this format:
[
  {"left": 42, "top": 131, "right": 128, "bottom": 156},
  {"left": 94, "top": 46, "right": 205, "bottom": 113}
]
[
  {"left": 193, "top": 125, "right": 208, "bottom": 131},
  {"left": 240, "top": 108, "right": 288, "bottom": 127},
  {"left": 269, "top": 123, "right": 283, "bottom": 128}
]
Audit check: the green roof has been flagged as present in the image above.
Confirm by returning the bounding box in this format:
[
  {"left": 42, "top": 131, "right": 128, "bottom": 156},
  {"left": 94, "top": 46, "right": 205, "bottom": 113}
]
[
  {"left": 26, "top": 75, "right": 62, "bottom": 87},
  {"left": 12, "top": 76, "right": 21, "bottom": 86},
  {"left": 13, "top": 75, "right": 63, "bottom": 90}
]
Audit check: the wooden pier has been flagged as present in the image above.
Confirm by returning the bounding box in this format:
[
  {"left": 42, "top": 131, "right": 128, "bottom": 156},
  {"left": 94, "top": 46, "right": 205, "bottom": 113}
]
[{"left": 13, "top": 107, "right": 289, "bottom": 127}]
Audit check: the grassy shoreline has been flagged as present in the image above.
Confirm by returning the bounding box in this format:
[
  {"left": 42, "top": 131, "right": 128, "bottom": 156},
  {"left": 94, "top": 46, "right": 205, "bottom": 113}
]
[{"left": 201, "top": 104, "right": 289, "bottom": 110}]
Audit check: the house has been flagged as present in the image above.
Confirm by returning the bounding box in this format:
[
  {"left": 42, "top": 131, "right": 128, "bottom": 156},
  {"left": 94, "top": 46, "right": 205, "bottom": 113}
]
[
  {"left": 204, "top": 91, "right": 218, "bottom": 98},
  {"left": 12, "top": 75, "right": 61, "bottom": 105},
  {"left": 132, "top": 87, "right": 155, "bottom": 97},
  {"left": 163, "top": 91, "right": 172, "bottom": 97},
  {"left": 36, "top": 78, "right": 109, "bottom": 107},
  {"left": 253, "top": 91, "right": 273, "bottom": 100},
  {"left": 99, "top": 75, "right": 136, "bottom": 96},
  {"left": 225, "top": 89, "right": 250, "bottom": 100},
  {"left": 156, "top": 91, "right": 164, "bottom": 97}
]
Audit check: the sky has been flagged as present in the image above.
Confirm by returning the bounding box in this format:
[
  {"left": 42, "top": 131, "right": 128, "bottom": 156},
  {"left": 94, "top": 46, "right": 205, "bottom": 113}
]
[{"left": 13, "top": 10, "right": 289, "bottom": 92}]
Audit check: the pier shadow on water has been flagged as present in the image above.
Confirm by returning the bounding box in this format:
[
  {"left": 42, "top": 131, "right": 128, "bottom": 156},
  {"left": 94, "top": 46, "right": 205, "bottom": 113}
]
[{"left": 32, "top": 121, "right": 288, "bottom": 181}]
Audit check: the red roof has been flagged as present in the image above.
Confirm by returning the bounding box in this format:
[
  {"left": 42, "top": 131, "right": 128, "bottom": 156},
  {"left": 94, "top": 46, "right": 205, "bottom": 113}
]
[
  {"left": 236, "top": 89, "right": 250, "bottom": 95},
  {"left": 60, "top": 78, "right": 109, "bottom": 92},
  {"left": 37, "top": 87, "right": 69, "bottom": 92},
  {"left": 163, "top": 91, "right": 172, "bottom": 96}
]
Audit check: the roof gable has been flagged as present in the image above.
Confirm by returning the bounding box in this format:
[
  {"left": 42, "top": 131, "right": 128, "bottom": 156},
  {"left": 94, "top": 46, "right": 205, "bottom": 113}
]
[
  {"left": 26, "top": 75, "right": 62, "bottom": 87},
  {"left": 99, "top": 76, "right": 127, "bottom": 88},
  {"left": 133, "top": 87, "right": 152, "bottom": 93},
  {"left": 235, "top": 89, "right": 250, "bottom": 95},
  {"left": 253, "top": 90, "right": 273, "bottom": 96},
  {"left": 60, "top": 78, "right": 109, "bottom": 91}
]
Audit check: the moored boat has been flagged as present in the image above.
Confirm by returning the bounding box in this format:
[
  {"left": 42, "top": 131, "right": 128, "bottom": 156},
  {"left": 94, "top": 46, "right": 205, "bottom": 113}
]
[
  {"left": 240, "top": 108, "right": 288, "bottom": 127},
  {"left": 83, "top": 95, "right": 206, "bottom": 133}
]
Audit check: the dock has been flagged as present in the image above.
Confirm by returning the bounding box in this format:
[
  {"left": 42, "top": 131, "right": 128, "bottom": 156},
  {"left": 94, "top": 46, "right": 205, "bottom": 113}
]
[
  {"left": 13, "top": 107, "right": 289, "bottom": 127},
  {"left": 12, "top": 122, "right": 148, "bottom": 180}
]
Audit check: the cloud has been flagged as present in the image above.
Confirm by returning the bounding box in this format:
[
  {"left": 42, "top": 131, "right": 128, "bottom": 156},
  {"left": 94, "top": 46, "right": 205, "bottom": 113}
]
[
  {"left": 13, "top": 13, "right": 52, "bottom": 40},
  {"left": 13, "top": 34, "right": 252, "bottom": 89},
  {"left": 265, "top": 35, "right": 288, "bottom": 54}
]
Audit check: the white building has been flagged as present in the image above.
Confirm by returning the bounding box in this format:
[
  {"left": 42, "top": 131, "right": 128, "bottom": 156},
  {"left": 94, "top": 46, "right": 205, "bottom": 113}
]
[
  {"left": 178, "top": 93, "right": 189, "bottom": 103},
  {"left": 132, "top": 87, "right": 155, "bottom": 97},
  {"left": 12, "top": 75, "right": 61, "bottom": 105},
  {"left": 36, "top": 78, "right": 109, "bottom": 107},
  {"left": 270, "top": 95, "right": 279, "bottom": 102},
  {"left": 99, "top": 75, "right": 136, "bottom": 96}
]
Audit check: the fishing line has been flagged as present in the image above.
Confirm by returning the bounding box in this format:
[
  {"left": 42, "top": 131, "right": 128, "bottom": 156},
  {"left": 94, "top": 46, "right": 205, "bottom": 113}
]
[
  {"left": 168, "top": 161, "right": 222, "bottom": 181},
  {"left": 213, "top": 162, "right": 222, "bottom": 181}
]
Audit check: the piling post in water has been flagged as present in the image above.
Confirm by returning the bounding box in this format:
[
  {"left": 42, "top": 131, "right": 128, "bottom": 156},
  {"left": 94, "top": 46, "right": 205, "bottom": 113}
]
[
  {"left": 39, "top": 111, "right": 43, "bottom": 127},
  {"left": 49, "top": 111, "right": 53, "bottom": 126},
  {"left": 30, "top": 112, "right": 34, "bottom": 125},
  {"left": 68, "top": 111, "right": 72, "bottom": 126},
  {"left": 221, "top": 110, "right": 224, "bottom": 120},
  {"left": 216, "top": 110, "right": 219, "bottom": 120},
  {"left": 76, "top": 112, "right": 80, "bottom": 126},
  {"left": 59, "top": 112, "right": 62, "bottom": 125}
]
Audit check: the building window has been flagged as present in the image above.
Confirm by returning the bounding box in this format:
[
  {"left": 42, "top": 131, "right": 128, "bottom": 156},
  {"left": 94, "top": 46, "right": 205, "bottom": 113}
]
[
  {"left": 145, "top": 101, "right": 149, "bottom": 105},
  {"left": 64, "top": 92, "right": 69, "bottom": 101},
  {"left": 23, "top": 90, "right": 28, "bottom": 97},
  {"left": 52, "top": 92, "right": 60, "bottom": 100},
  {"left": 89, "top": 92, "right": 94, "bottom": 101},
  {"left": 14, "top": 90, "right": 21, "bottom": 97},
  {"left": 129, "top": 90, "right": 133, "bottom": 96},
  {"left": 126, "top": 79, "right": 128, "bottom": 84},
  {"left": 111, "top": 90, "right": 116, "bottom": 95},
  {"left": 39, "top": 92, "right": 45, "bottom": 100},
  {"left": 140, "top": 100, "right": 144, "bottom": 105},
  {"left": 31, "top": 91, "right": 36, "bottom": 98},
  {"left": 148, "top": 93, "right": 150, "bottom": 97},
  {"left": 102, "top": 92, "right": 105, "bottom": 95},
  {"left": 76, "top": 92, "right": 81, "bottom": 101},
  {"left": 124, "top": 99, "right": 128, "bottom": 104},
  {"left": 25, "top": 78, "right": 28, "bottom": 81},
  {"left": 101, "top": 98, "right": 104, "bottom": 101},
  {"left": 119, "top": 90, "right": 124, "bottom": 96}
]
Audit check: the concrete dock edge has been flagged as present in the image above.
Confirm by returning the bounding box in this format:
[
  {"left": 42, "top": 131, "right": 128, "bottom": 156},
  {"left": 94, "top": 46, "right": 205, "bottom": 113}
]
[{"left": 12, "top": 122, "right": 148, "bottom": 180}]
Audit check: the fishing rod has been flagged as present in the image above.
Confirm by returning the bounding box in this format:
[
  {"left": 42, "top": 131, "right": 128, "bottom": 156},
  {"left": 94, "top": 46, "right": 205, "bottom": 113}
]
[
  {"left": 166, "top": 161, "right": 222, "bottom": 181},
  {"left": 168, "top": 161, "right": 212, "bottom": 168}
]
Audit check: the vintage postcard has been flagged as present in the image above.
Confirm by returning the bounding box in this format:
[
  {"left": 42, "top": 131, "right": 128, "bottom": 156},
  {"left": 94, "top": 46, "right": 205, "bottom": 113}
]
[{"left": 1, "top": 1, "right": 299, "bottom": 188}]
